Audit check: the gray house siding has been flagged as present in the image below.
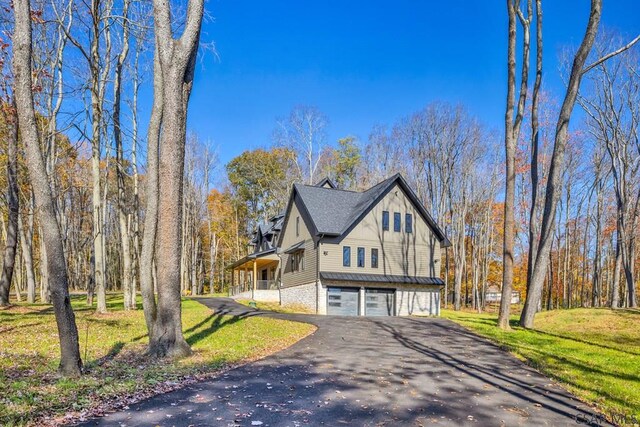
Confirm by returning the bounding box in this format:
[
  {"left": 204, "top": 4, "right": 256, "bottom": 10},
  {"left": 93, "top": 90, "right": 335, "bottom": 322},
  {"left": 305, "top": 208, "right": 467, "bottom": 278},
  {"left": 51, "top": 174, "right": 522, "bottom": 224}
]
[
  {"left": 319, "top": 183, "right": 441, "bottom": 277},
  {"left": 280, "top": 197, "right": 318, "bottom": 289}
]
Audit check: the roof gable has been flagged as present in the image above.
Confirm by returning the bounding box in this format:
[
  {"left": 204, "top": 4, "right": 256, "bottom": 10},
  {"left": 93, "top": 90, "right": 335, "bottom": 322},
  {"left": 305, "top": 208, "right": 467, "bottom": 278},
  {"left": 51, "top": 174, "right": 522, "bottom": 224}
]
[
  {"left": 315, "top": 177, "right": 337, "bottom": 189},
  {"left": 278, "top": 174, "right": 451, "bottom": 247}
]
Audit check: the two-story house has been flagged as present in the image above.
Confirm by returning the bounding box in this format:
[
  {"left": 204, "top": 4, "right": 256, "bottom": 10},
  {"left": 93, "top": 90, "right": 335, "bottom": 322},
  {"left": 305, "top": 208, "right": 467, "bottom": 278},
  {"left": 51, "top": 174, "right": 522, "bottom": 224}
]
[{"left": 276, "top": 174, "right": 450, "bottom": 316}]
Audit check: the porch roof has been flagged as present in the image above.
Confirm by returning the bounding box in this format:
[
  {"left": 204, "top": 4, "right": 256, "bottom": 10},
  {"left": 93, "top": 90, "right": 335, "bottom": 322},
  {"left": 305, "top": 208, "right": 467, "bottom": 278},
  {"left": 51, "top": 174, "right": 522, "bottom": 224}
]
[{"left": 226, "top": 250, "right": 279, "bottom": 270}]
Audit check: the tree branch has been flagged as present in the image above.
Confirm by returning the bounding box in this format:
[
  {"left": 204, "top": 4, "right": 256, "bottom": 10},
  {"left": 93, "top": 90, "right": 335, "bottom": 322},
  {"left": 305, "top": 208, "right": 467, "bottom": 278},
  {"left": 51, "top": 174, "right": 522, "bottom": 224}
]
[{"left": 582, "top": 34, "right": 640, "bottom": 75}]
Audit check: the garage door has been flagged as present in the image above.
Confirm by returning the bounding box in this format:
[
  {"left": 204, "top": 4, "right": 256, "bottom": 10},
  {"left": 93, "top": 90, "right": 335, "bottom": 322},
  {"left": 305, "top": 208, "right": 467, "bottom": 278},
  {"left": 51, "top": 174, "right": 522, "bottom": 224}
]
[
  {"left": 365, "top": 288, "right": 395, "bottom": 316},
  {"left": 327, "top": 287, "right": 359, "bottom": 316}
]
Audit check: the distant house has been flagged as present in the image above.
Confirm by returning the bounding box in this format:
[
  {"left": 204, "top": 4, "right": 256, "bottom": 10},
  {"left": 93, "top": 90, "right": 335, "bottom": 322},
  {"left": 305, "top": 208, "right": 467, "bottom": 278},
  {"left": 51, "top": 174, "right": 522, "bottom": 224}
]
[
  {"left": 485, "top": 285, "right": 521, "bottom": 304},
  {"left": 227, "top": 174, "right": 451, "bottom": 316}
]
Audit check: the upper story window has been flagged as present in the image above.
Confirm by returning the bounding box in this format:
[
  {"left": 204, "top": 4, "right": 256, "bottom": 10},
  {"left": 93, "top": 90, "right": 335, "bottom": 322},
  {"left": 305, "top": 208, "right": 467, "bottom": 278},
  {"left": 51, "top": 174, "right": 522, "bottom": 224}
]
[
  {"left": 296, "top": 216, "right": 300, "bottom": 237},
  {"left": 394, "top": 212, "right": 401, "bottom": 232},
  {"left": 382, "top": 211, "right": 389, "bottom": 231},
  {"left": 343, "top": 246, "right": 351, "bottom": 267},
  {"left": 371, "top": 248, "right": 379, "bottom": 268},
  {"left": 357, "top": 247, "right": 365, "bottom": 268},
  {"left": 405, "top": 213, "right": 413, "bottom": 233}
]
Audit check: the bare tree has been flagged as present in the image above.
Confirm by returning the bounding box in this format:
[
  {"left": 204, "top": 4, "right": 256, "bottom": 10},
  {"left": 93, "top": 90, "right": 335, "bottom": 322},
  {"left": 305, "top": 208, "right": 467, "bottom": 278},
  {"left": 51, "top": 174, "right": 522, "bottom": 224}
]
[
  {"left": 274, "top": 105, "right": 328, "bottom": 185},
  {"left": 578, "top": 34, "right": 640, "bottom": 308},
  {"left": 13, "top": 0, "right": 82, "bottom": 376},
  {"left": 498, "top": 0, "right": 531, "bottom": 329},
  {"left": 143, "top": 0, "right": 204, "bottom": 357},
  {"left": 519, "top": 0, "right": 639, "bottom": 327},
  {"left": 0, "top": 102, "right": 18, "bottom": 307},
  {"left": 113, "top": 0, "right": 135, "bottom": 310}
]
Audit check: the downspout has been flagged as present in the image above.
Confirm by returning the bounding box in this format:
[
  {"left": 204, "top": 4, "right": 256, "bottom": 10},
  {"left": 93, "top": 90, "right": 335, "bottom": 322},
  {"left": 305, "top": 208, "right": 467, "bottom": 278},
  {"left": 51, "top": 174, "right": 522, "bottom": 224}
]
[
  {"left": 276, "top": 251, "right": 282, "bottom": 306},
  {"left": 316, "top": 233, "right": 324, "bottom": 314}
]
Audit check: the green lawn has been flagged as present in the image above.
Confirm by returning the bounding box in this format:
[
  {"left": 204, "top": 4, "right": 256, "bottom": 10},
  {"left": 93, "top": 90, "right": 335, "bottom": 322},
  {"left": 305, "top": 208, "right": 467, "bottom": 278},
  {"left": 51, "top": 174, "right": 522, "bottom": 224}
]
[
  {"left": 0, "top": 295, "right": 315, "bottom": 426},
  {"left": 442, "top": 308, "right": 640, "bottom": 424}
]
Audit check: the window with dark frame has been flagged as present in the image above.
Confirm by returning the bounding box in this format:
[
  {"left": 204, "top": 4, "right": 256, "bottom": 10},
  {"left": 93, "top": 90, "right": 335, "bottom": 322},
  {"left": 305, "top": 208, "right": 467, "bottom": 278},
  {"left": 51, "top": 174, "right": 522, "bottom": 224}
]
[
  {"left": 382, "top": 211, "right": 389, "bottom": 231},
  {"left": 296, "top": 216, "right": 300, "bottom": 237},
  {"left": 371, "top": 248, "right": 379, "bottom": 268},
  {"left": 394, "top": 212, "right": 401, "bottom": 232},
  {"left": 343, "top": 246, "right": 351, "bottom": 267},
  {"left": 357, "top": 247, "right": 365, "bottom": 267},
  {"left": 291, "top": 250, "right": 304, "bottom": 272},
  {"left": 405, "top": 213, "right": 413, "bottom": 233}
]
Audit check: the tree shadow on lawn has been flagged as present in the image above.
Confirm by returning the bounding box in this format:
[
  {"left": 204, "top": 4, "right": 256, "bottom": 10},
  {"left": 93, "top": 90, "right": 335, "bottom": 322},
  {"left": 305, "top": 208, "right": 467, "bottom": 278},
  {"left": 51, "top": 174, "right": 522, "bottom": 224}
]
[
  {"left": 529, "top": 328, "right": 640, "bottom": 356},
  {"left": 185, "top": 306, "right": 262, "bottom": 347}
]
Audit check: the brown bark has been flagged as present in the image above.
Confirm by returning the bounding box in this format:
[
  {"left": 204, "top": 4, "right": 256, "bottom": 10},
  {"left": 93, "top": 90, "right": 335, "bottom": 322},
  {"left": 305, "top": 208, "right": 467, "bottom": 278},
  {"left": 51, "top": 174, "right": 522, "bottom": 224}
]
[
  {"left": 498, "top": 0, "right": 530, "bottom": 329},
  {"left": 140, "top": 48, "right": 162, "bottom": 339},
  {"left": 526, "top": 0, "right": 543, "bottom": 290},
  {"left": 0, "top": 103, "right": 19, "bottom": 307},
  {"left": 521, "top": 0, "right": 602, "bottom": 328},
  {"left": 144, "top": 0, "right": 204, "bottom": 358},
  {"left": 13, "top": 0, "right": 82, "bottom": 376},
  {"left": 114, "top": 0, "right": 134, "bottom": 310}
]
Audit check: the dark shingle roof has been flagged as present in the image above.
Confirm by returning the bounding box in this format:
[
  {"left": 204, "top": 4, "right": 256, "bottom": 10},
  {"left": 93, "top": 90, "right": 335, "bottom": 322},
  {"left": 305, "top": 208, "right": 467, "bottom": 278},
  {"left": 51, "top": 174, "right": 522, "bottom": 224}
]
[
  {"left": 294, "top": 175, "right": 397, "bottom": 236},
  {"left": 279, "top": 174, "right": 450, "bottom": 247},
  {"left": 320, "top": 271, "right": 444, "bottom": 286}
]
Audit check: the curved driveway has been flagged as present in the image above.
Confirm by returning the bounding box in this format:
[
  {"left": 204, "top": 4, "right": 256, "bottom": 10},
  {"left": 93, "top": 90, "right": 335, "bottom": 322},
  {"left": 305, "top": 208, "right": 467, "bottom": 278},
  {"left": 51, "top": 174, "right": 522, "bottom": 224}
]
[{"left": 79, "top": 298, "right": 606, "bottom": 426}]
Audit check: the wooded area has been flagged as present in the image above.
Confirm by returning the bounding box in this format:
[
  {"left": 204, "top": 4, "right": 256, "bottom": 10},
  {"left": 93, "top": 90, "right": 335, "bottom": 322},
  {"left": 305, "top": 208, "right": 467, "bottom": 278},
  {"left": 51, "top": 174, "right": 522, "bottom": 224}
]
[{"left": 0, "top": 0, "right": 638, "bottom": 378}]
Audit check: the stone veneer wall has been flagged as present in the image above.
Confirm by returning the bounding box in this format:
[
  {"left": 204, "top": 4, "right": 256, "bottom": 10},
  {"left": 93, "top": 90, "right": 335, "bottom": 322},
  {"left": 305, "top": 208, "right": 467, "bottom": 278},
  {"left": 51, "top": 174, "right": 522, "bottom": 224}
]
[
  {"left": 395, "top": 286, "right": 440, "bottom": 316},
  {"left": 280, "top": 282, "right": 318, "bottom": 313},
  {"left": 229, "top": 289, "right": 280, "bottom": 302}
]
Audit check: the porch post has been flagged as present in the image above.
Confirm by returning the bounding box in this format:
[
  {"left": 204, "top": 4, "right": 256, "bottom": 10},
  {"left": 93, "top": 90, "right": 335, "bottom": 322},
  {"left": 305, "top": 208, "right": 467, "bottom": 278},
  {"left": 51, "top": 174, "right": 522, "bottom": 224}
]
[{"left": 252, "top": 260, "right": 257, "bottom": 300}]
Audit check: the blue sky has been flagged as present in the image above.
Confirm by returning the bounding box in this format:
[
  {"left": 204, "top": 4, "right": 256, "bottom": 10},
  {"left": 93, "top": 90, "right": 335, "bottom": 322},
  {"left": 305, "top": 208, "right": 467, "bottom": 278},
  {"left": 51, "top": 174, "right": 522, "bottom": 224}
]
[{"left": 185, "top": 1, "right": 640, "bottom": 166}]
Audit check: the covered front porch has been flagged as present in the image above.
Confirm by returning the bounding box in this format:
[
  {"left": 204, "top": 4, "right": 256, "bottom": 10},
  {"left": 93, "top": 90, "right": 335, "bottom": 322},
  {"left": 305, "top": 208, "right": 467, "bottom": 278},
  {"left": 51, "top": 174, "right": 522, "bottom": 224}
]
[{"left": 227, "top": 251, "right": 281, "bottom": 301}]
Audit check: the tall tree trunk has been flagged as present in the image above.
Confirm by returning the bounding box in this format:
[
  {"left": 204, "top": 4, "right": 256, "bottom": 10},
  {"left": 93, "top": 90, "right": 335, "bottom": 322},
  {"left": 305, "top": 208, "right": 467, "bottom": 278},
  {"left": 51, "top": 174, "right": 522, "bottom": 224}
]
[
  {"left": 592, "top": 177, "right": 603, "bottom": 307},
  {"left": 147, "top": 0, "right": 204, "bottom": 357},
  {"left": 131, "top": 45, "right": 142, "bottom": 306},
  {"left": 526, "top": 0, "right": 543, "bottom": 289},
  {"left": 0, "top": 103, "right": 19, "bottom": 307},
  {"left": 18, "top": 213, "right": 37, "bottom": 303},
  {"left": 91, "top": 0, "right": 107, "bottom": 313},
  {"left": 114, "top": 0, "right": 133, "bottom": 310},
  {"left": 499, "top": 0, "right": 530, "bottom": 329},
  {"left": 521, "top": 0, "right": 602, "bottom": 328},
  {"left": 13, "top": 0, "right": 82, "bottom": 375}
]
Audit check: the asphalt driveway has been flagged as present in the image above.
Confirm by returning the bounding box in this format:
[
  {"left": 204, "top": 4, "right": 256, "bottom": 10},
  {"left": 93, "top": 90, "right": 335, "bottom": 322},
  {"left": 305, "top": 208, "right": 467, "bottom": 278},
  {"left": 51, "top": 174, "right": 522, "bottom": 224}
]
[{"left": 78, "top": 298, "right": 606, "bottom": 426}]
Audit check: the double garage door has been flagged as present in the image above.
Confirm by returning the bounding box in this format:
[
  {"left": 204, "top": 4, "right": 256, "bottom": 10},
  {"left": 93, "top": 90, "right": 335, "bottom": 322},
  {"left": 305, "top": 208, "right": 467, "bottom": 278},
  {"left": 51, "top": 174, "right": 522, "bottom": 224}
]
[{"left": 327, "top": 287, "right": 395, "bottom": 316}]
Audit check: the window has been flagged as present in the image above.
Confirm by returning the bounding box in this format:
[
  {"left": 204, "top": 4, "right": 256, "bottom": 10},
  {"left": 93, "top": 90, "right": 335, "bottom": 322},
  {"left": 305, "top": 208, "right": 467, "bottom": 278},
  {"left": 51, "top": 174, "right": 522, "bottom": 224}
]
[
  {"left": 405, "top": 213, "right": 413, "bottom": 233},
  {"left": 371, "top": 248, "right": 379, "bottom": 269},
  {"left": 343, "top": 246, "right": 351, "bottom": 267},
  {"left": 357, "top": 247, "right": 365, "bottom": 268},
  {"left": 296, "top": 216, "right": 300, "bottom": 237},
  {"left": 291, "top": 250, "right": 304, "bottom": 272},
  {"left": 394, "top": 212, "right": 401, "bottom": 232},
  {"left": 382, "top": 211, "right": 389, "bottom": 231}
]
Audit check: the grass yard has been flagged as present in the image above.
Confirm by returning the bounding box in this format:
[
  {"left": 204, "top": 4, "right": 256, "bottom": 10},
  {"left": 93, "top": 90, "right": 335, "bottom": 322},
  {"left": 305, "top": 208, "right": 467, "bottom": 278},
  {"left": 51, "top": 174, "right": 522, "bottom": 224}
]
[
  {"left": 236, "top": 299, "right": 314, "bottom": 314},
  {"left": 0, "top": 295, "right": 315, "bottom": 426},
  {"left": 442, "top": 308, "right": 640, "bottom": 425}
]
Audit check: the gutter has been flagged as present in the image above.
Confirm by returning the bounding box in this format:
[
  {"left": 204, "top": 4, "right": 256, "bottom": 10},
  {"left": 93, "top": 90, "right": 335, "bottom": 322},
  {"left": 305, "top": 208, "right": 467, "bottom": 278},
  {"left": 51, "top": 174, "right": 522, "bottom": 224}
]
[{"left": 315, "top": 233, "right": 324, "bottom": 314}]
